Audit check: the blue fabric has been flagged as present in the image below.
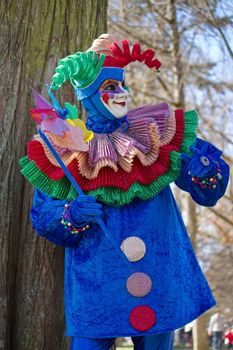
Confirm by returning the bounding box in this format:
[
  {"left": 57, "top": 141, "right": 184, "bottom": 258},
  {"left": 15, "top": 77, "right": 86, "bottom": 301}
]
[
  {"left": 31, "top": 139, "right": 228, "bottom": 336},
  {"left": 64, "top": 189, "right": 216, "bottom": 337},
  {"left": 70, "top": 333, "right": 174, "bottom": 350},
  {"left": 175, "top": 139, "right": 229, "bottom": 206},
  {"left": 31, "top": 187, "right": 216, "bottom": 337},
  {"left": 70, "top": 337, "right": 115, "bottom": 350}
]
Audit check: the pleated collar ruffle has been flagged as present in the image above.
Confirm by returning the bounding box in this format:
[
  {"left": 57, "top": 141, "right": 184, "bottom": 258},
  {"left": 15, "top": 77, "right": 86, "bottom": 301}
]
[
  {"left": 20, "top": 103, "right": 198, "bottom": 206},
  {"left": 33, "top": 103, "right": 175, "bottom": 177}
]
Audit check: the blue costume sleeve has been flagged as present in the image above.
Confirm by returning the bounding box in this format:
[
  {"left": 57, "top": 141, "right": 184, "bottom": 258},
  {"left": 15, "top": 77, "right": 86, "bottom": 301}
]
[
  {"left": 175, "top": 138, "right": 229, "bottom": 207},
  {"left": 30, "top": 189, "right": 89, "bottom": 247}
]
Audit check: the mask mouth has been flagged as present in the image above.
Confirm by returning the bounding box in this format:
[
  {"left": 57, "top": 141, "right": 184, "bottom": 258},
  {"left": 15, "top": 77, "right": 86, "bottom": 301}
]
[
  {"left": 112, "top": 93, "right": 128, "bottom": 105},
  {"left": 114, "top": 101, "right": 126, "bottom": 106},
  {"left": 113, "top": 95, "right": 128, "bottom": 107},
  {"left": 110, "top": 93, "right": 128, "bottom": 117}
]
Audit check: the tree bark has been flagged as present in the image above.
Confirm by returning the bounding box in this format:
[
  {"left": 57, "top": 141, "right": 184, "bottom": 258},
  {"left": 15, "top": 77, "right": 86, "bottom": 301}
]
[
  {"left": 187, "top": 197, "right": 209, "bottom": 350},
  {"left": 193, "top": 312, "right": 209, "bottom": 350},
  {"left": 167, "top": 0, "right": 185, "bottom": 108},
  {"left": 0, "top": 1, "right": 107, "bottom": 349}
]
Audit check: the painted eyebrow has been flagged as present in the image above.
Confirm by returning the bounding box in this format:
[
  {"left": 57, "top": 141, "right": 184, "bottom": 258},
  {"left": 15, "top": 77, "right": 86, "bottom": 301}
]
[{"left": 100, "top": 79, "right": 119, "bottom": 90}]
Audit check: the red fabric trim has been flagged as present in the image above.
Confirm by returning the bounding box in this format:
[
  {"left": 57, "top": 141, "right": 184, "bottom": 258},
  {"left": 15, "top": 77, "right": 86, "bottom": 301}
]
[{"left": 28, "top": 110, "right": 184, "bottom": 191}]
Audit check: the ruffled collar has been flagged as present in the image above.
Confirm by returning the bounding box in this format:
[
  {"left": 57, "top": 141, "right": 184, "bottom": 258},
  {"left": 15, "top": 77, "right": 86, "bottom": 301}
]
[
  {"left": 37, "top": 102, "right": 175, "bottom": 178},
  {"left": 21, "top": 103, "right": 198, "bottom": 206}
]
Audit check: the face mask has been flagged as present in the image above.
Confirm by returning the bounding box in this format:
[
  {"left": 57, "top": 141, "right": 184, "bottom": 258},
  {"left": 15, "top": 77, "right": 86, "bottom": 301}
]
[
  {"left": 99, "top": 79, "right": 129, "bottom": 119},
  {"left": 76, "top": 68, "right": 129, "bottom": 133}
]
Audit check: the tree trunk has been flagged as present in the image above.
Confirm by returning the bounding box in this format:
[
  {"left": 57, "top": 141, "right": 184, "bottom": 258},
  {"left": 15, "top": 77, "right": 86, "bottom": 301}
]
[
  {"left": 0, "top": 1, "right": 107, "bottom": 349},
  {"left": 187, "top": 197, "right": 209, "bottom": 350},
  {"left": 193, "top": 312, "right": 209, "bottom": 350}
]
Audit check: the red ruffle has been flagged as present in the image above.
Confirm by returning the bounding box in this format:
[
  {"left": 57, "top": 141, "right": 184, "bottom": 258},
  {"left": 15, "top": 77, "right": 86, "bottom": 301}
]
[
  {"left": 28, "top": 110, "right": 184, "bottom": 191},
  {"left": 103, "top": 40, "right": 161, "bottom": 70}
]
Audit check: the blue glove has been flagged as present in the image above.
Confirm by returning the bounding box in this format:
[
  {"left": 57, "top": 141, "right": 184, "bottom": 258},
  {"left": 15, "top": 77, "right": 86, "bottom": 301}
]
[
  {"left": 183, "top": 138, "right": 222, "bottom": 178},
  {"left": 176, "top": 139, "right": 229, "bottom": 207},
  {"left": 69, "top": 195, "right": 103, "bottom": 226}
]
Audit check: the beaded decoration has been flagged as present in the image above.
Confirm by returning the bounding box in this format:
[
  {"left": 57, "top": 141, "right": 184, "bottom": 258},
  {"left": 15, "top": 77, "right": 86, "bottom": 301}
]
[
  {"left": 61, "top": 203, "right": 90, "bottom": 234},
  {"left": 191, "top": 165, "right": 222, "bottom": 190}
]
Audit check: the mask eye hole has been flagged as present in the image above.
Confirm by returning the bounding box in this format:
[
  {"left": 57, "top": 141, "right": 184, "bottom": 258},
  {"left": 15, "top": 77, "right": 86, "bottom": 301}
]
[
  {"left": 104, "top": 84, "right": 116, "bottom": 91},
  {"left": 100, "top": 79, "right": 119, "bottom": 92}
]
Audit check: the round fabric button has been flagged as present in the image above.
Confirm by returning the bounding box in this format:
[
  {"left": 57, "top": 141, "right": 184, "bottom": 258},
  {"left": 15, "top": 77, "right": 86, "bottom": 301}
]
[
  {"left": 120, "top": 237, "right": 146, "bottom": 262},
  {"left": 127, "top": 272, "right": 152, "bottom": 297},
  {"left": 130, "top": 305, "right": 156, "bottom": 331}
]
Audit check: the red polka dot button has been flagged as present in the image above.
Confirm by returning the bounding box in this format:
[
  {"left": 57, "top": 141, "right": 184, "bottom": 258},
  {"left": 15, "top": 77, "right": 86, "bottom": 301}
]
[{"left": 129, "top": 305, "right": 156, "bottom": 331}]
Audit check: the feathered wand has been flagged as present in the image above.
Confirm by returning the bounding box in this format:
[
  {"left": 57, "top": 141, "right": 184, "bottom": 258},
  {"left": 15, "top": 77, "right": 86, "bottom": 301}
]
[{"left": 30, "top": 87, "right": 134, "bottom": 272}]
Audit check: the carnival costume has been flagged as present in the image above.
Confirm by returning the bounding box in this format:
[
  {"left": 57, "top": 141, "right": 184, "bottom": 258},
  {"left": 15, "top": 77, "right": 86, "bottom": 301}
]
[{"left": 20, "top": 35, "right": 229, "bottom": 349}]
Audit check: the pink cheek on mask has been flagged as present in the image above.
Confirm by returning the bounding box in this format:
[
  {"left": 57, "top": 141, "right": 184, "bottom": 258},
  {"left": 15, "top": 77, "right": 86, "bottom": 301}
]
[
  {"left": 102, "top": 92, "right": 115, "bottom": 105},
  {"left": 102, "top": 92, "right": 110, "bottom": 105}
]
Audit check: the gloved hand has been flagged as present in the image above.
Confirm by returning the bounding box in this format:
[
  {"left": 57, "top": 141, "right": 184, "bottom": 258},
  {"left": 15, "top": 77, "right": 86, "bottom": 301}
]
[
  {"left": 69, "top": 195, "right": 103, "bottom": 226},
  {"left": 181, "top": 138, "right": 222, "bottom": 178},
  {"left": 176, "top": 138, "right": 229, "bottom": 206}
]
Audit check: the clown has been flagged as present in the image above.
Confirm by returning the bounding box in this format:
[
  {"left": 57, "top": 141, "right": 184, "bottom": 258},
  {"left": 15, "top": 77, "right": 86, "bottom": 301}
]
[{"left": 20, "top": 34, "right": 229, "bottom": 350}]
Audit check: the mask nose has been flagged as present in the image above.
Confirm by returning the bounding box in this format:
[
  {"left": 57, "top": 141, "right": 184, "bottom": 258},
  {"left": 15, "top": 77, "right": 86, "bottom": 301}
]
[{"left": 115, "top": 82, "right": 129, "bottom": 94}]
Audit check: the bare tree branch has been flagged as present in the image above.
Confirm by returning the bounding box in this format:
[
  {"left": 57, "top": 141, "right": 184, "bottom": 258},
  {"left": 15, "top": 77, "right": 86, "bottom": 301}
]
[
  {"left": 208, "top": 207, "right": 233, "bottom": 227},
  {"left": 203, "top": 0, "right": 233, "bottom": 58}
]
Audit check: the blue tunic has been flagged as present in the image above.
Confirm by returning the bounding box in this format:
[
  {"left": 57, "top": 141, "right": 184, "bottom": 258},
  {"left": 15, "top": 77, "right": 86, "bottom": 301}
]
[{"left": 31, "top": 186, "right": 216, "bottom": 338}]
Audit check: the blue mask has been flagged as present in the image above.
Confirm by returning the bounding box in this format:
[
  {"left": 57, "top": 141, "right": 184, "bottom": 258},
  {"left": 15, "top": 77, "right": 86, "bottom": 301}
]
[{"left": 75, "top": 67, "right": 129, "bottom": 134}]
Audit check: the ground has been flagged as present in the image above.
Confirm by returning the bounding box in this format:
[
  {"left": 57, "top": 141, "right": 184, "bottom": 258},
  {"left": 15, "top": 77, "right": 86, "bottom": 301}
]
[{"left": 116, "top": 347, "right": 192, "bottom": 350}]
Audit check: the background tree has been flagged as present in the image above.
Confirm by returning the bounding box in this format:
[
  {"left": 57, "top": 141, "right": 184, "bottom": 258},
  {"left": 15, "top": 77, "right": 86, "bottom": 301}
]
[{"left": 0, "top": 1, "right": 107, "bottom": 349}]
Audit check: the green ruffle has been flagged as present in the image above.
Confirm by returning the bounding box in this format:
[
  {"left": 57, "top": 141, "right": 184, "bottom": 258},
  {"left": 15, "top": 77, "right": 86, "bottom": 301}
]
[
  {"left": 19, "top": 156, "right": 76, "bottom": 200},
  {"left": 20, "top": 110, "right": 198, "bottom": 206}
]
